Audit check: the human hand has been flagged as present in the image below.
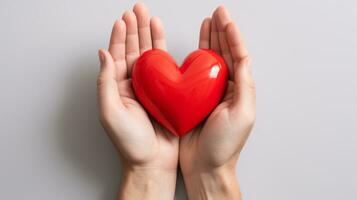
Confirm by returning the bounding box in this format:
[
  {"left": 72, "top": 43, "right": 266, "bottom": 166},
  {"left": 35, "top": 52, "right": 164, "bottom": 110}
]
[
  {"left": 97, "top": 3, "right": 178, "bottom": 200},
  {"left": 179, "top": 5, "right": 256, "bottom": 199}
]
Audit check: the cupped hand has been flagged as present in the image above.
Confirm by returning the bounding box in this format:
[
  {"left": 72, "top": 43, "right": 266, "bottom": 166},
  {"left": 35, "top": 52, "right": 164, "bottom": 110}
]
[
  {"left": 179, "top": 5, "right": 256, "bottom": 199},
  {"left": 97, "top": 3, "right": 178, "bottom": 199}
]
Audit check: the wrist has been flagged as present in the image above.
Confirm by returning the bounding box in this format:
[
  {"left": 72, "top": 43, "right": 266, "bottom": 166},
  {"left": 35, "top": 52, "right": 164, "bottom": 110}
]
[
  {"left": 118, "top": 164, "right": 177, "bottom": 200},
  {"left": 182, "top": 166, "right": 241, "bottom": 200}
]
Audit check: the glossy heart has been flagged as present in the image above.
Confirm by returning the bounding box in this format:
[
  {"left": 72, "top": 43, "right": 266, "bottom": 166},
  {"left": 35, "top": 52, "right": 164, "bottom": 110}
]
[{"left": 132, "top": 49, "right": 228, "bottom": 137}]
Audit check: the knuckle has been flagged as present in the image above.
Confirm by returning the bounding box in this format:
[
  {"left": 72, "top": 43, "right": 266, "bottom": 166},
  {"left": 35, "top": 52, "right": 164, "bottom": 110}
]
[
  {"left": 243, "top": 72, "right": 256, "bottom": 93},
  {"left": 245, "top": 56, "right": 252, "bottom": 64},
  {"left": 248, "top": 80, "right": 256, "bottom": 94},
  {"left": 96, "top": 75, "right": 106, "bottom": 88},
  {"left": 246, "top": 77, "right": 255, "bottom": 89}
]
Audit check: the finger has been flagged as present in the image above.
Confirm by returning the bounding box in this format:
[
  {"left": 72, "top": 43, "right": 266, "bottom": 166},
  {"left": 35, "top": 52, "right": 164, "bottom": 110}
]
[
  {"left": 231, "top": 56, "right": 255, "bottom": 115},
  {"left": 199, "top": 17, "right": 211, "bottom": 49},
  {"left": 226, "top": 22, "right": 248, "bottom": 62},
  {"left": 210, "top": 15, "right": 221, "bottom": 54},
  {"left": 108, "top": 19, "right": 127, "bottom": 82},
  {"left": 150, "top": 17, "right": 167, "bottom": 50},
  {"left": 226, "top": 23, "right": 253, "bottom": 109},
  {"left": 214, "top": 5, "right": 233, "bottom": 78},
  {"left": 133, "top": 3, "right": 152, "bottom": 54},
  {"left": 122, "top": 11, "right": 140, "bottom": 77},
  {"left": 97, "top": 49, "right": 123, "bottom": 111}
]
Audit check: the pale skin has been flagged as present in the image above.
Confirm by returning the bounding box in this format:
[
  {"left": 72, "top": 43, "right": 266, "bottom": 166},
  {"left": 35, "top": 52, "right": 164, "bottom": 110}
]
[{"left": 97, "top": 3, "right": 255, "bottom": 200}]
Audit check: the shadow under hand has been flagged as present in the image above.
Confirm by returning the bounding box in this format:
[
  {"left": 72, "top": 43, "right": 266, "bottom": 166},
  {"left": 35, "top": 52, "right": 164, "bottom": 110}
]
[{"left": 56, "top": 52, "right": 121, "bottom": 200}]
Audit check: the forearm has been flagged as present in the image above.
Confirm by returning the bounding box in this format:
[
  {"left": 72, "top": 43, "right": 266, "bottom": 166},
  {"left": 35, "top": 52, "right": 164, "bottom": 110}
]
[
  {"left": 183, "top": 167, "right": 241, "bottom": 200},
  {"left": 118, "top": 166, "right": 177, "bottom": 200}
]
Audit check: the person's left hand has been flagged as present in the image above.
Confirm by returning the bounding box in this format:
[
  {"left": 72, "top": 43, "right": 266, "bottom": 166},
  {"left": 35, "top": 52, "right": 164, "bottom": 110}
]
[{"left": 179, "top": 5, "right": 256, "bottom": 199}]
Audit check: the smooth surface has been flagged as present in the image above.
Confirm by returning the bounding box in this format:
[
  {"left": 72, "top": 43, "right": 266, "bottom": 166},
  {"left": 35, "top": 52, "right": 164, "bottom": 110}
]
[
  {"left": 0, "top": 0, "right": 356, "bottom": 199},
  {"left": 132, "top": 49, "right": 228, "bottom": 136}
]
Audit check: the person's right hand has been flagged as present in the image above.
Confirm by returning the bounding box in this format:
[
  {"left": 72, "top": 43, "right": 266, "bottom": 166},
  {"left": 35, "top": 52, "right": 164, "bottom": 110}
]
[
  {"left": 179, "top": 5, "right": 256, "bottom": 200},
  {"left": 97, "top": 3, "right": 178, "bottom": 200}
]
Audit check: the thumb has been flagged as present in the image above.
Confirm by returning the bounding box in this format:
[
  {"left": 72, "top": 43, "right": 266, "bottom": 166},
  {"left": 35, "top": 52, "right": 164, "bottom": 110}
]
[{"left": 97, "top": 49, "right": 122, "bottom": 116}]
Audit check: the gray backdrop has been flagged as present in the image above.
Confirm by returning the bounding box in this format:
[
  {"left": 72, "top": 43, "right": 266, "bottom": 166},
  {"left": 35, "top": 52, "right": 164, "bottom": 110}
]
[{"left": 1, "top": 0, "right": 356, "bottom": 199}]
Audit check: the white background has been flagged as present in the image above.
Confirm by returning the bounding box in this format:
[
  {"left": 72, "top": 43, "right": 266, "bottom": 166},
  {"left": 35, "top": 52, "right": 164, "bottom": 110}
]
[{"left": 1, "top": 0, "right": 356, "bottom": 199}]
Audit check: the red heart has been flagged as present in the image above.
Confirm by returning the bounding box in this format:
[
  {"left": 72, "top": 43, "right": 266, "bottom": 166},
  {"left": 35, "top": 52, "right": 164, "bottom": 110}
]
[{"left": 132, "top": 49, "right": 228, "bottom": 137}]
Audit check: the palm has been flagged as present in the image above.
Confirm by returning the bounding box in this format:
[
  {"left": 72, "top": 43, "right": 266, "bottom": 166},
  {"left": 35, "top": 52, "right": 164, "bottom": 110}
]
[
  {"left": 99, "top": 3, "right": 178, "bottom": 170},
  {"left": 117, "top": 78, "right": 177, "bottom": 168},
  {"left": 180, "top": 6, "right": 255, "bottom": 172}
]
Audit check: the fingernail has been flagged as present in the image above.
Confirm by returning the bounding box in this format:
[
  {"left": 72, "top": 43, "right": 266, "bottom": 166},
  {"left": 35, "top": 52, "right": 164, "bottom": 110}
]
[{"left": 98, "top": 49, "right": 105, "bottom": 64}]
